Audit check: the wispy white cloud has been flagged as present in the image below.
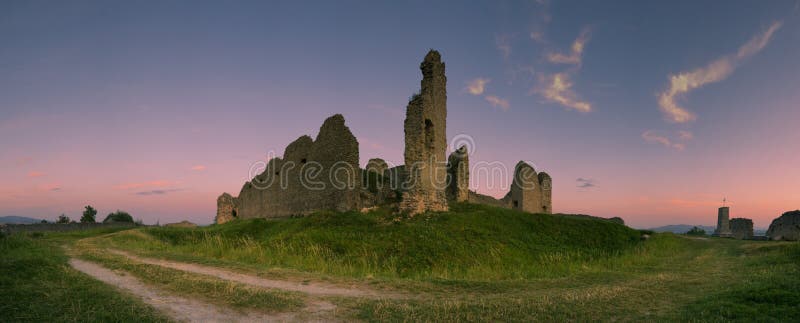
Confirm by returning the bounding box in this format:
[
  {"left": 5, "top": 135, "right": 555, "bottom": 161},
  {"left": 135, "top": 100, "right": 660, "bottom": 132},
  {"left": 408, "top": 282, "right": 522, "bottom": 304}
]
[
  {"left": 535, "top": 73, "right": 592, "bottom": 112},
  {"left": 546, "top": 28, "right": 591, "bottom": 65},
  {"left": 530, "top": 30, "right": 545, "bottom": 43},
  {"left": 658, "top": 21, "right": 782, "bottom": 123},
  {"left": 642, "top": 130, "right": 693, "bottom": 150},
  {"left": 465, "top": 78, "right": 490, "bottom": 95},
  {"left": 495, "top": 34, "right": 512, "bottom": 59},
  {"left": 484, "top": 95, "right": 510, "bottom": 111}
]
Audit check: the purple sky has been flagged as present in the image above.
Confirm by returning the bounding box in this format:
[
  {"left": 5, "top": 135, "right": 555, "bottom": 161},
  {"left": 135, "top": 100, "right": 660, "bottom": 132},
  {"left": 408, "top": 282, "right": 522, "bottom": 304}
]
[{"left": 2, "top": 1, "right": 799, "bottom": 228}]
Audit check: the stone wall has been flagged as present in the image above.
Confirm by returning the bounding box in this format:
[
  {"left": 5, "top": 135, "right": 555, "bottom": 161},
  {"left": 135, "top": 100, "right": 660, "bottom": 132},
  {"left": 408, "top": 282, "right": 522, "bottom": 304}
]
[
  {"left": 215, "top": 193, "right": 238, "bottom": 224},
  {"left": 400, "top": 50, "right": 449, "bottom": 215},
  {"left": 538, "top": 172, "right": 553, "bottom": 214},
  {"left": 366, "top": 158, "right": 388, "bottom": 176},
  {"left": 224, "top": 114, "right": 361, "bottom": 219},
  {"left": 447, "top": 146, "right": 469, "bottom": 202},
  {"left": 0, "top": 222, "right": 135, "bottom": 235},
  {"left": 507, "top": 161, "right": 543, "bottom": 214},
  {"left": 730, "top": 218, "right": 754, "bottom": 240}
]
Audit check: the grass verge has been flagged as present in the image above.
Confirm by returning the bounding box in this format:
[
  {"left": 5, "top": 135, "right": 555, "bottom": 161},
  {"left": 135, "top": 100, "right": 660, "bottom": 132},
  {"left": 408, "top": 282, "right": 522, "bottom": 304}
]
[
  {"left": 72, "top": 243, "right": 306, "bottom": 313},
  {"left": 0, "top": 233, "right": 171, "bottom": 322}
]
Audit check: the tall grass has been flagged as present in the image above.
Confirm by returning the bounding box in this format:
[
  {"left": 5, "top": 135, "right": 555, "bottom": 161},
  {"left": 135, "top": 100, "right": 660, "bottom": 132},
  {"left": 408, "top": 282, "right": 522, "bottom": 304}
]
[
  {"left": 98, "top": 203, "right": 644, "bottom": 280},
  {"left": 0, "top": 234, "right": 169, "bottom": 322}
]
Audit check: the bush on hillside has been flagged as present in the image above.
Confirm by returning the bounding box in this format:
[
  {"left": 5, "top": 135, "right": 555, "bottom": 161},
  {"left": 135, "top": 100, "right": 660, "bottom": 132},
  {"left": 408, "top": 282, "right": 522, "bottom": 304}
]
[
  {"left": 687, "top": 226, "right": 706, "bottom": 236},
  {"left": 103, "top": 210, "right": 134, "bottom": 224}
]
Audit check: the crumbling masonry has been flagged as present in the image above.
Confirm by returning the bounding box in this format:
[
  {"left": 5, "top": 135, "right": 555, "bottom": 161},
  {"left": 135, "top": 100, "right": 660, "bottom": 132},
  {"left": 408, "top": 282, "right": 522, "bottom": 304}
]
[{"left": 215, "top": 50, "right": 553, "bottom": 223}]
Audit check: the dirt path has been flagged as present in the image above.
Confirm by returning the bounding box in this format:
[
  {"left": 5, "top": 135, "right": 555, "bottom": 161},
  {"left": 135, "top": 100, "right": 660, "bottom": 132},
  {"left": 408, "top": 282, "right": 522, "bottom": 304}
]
[
  {"left": 69, "top": 258, "right": 306, "bottom": 322},
  {"left": 108, "top": 249, "right": 405, "bottom": 299}
]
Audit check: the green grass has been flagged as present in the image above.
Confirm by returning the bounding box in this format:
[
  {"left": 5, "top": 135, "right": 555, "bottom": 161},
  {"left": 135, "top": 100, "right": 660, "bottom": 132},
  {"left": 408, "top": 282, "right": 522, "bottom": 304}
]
[
  {"left": 73, "top": 243, "right": 306, "bottom": 313},
  {"left": 4, "top": 205, "right": 798, "bottom": 321},
  {"left": 0, "top": 233, "right": 170, "bottom": 322},
  {"left": 96, "top": 203, "right": 643, "bottom": 280},
  {"left": 349, "top": 237, "right": 800, "bottom": 322}
]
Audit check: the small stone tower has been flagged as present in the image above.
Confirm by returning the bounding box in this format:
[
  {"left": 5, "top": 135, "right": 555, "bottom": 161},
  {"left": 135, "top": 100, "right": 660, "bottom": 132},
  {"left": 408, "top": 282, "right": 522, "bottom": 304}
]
[
  {"left": 400, "top": 50, "right": 449, "bottom": 215},
  {"left": 713, "top": 206, "right": 732, "bottom": 237},
  {"left": 538, "top": 172, "right": 553, "bottom": 214},
  {"left": 508, "top": 161, "right": 543, "bottom": 213},
  {"left": 447, "top": 145, "right": 469, "bottom": 202}
]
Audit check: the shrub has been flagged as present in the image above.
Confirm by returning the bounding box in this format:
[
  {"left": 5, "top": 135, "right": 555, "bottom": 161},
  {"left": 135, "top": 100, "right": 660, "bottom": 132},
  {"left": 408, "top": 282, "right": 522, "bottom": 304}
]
[
  {"left": 103, "top": 210, "right": 134, "bottom": 223},
  {"left": 81, "top": 205, "right": 97, "bottom": 223},
  {"left": 56, "top": 214, "right": 70, "bottom": 224},
  {"left": 686, "top": 226, "right": 706, "bottom": 236}
]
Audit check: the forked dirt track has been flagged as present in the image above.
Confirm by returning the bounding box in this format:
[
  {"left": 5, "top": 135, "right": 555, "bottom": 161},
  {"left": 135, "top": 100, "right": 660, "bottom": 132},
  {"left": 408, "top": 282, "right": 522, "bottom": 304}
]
[
  {"left": 70, "top": 248, "right": 408, "bottom": 322},
  {"left": 107, "top": 249, "right": 406, "bottom": 299},
  {"left": 69, "top": 258, "right": 308, "bottom": 322}
]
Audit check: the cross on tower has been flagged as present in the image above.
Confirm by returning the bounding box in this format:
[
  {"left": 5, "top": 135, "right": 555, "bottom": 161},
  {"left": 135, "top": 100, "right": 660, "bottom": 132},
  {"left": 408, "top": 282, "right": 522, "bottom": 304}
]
[{"left": 723, "top": 197, "right": 727, "bottom": 207}]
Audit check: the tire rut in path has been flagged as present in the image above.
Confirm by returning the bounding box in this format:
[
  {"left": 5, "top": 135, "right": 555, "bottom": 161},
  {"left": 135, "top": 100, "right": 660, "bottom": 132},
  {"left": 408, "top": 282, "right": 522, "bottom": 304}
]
[
  {"left": 108, "top": 249, "right": 406, "bottom": 299},
  {"left": 69, "top": 258, "right": 306, "bottom": 322}
]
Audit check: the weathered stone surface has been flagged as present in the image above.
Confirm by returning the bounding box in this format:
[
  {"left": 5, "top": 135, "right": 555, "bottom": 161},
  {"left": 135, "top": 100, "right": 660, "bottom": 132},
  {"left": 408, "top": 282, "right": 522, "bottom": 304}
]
[
  {"left": 214, "top": 50, "right": 556, "bottom": 221},
  {"left": 235, "top": 114, "right": 361, "bottom": 218},
  {"left": 730, "top": 218, "right": 753, "bottom": 240},
  {"left": 400, "top": 50, "right": 449, "bottom": 215},
  {"left": 508, "top": 161, "right": 543, "bottom": 213},
  {"left": 713, "top": 207, "right": 732, "bottom": 237},
  {"left": 366, "top": 158, "right": 388, "bottom": 176},
  {"left": 447, "top": 145, "right": 469, "bottom": 202},
  {"left": 467, "top": 190, "right": 507, "bottom": 208},
  {"left": 538, "top": 172, "right": 552, "bottom": 214},
  {"left": 767, "top": 210, "right": 800, "bottom": 241},
  {"left": 215, "top": 193, "right": 238, "bottom": 224}
]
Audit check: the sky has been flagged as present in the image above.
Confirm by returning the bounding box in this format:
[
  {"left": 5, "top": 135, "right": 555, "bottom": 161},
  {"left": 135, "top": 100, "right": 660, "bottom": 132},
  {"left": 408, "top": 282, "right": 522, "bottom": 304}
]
[{"left": 1, "top": 0, "right": 799, "bottom": 228}]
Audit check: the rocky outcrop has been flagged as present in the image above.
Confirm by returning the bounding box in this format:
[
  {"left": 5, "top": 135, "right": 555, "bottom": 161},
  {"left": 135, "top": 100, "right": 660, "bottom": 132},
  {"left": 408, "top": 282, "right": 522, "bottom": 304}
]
[
  {"left": 767, "top": 210, "right": 800, "bottom": 241},
  {"left": 447, "top": 145, "right": 469, "bottom": 202},
  {"left": 730, "top": 218, "right": 753, "bottom": 240},
  {"left": 400, "top": 50, "right": 449, "bottom": 215}
]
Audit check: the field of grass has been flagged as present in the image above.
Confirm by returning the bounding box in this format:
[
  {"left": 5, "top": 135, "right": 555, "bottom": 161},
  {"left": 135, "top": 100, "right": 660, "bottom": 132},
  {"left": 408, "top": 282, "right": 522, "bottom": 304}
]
[
  {"left": 94, "top": 203, "right": 642, "bottom": 280},
  {"left": 2, "top": 203, "right": 798, "bottom": 322},
  {"left": 0, "top": 230, "right": 170, "bottom": 322}
]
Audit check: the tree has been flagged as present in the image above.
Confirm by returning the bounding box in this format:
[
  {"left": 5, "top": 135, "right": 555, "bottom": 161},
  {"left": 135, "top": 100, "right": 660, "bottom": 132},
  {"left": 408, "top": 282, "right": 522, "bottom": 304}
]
[
  {"left": 80, "top": 205, "right": 98, "bottom": 223},
  {"left": 687, "top": 226, "right": 706, "bottom": 236},
  {"left": 56, "top": 214, "right": 71, "bottom": 224},
  {"left": 103, "top": 210, "right": 134, "bottom": 223}
]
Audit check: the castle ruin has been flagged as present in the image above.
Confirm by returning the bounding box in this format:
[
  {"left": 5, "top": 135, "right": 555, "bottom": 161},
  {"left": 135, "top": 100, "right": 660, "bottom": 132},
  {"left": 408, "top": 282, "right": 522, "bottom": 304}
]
[
  {"left": 215, "top": 50, "right": 553, "bottom": 223},
  {"left": 712, "top": 206, "right": 732, "bottom": 237},
  {"left": 711, "top": 205, "right": 756, "bottom": 240}
]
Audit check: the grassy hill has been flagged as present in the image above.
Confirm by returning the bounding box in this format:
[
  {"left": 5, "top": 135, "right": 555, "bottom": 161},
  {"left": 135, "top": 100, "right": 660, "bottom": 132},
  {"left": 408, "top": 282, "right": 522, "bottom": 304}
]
[{"left": 98, "top": 203, "right": 643, "bottom": 280}]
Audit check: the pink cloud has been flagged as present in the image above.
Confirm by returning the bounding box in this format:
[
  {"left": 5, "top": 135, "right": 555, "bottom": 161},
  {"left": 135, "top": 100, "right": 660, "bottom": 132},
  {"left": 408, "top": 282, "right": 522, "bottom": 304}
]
[
  {"left": 27, "top": 171, "right": 45, "bottom": 178},
  {"left": 191, "top": 165, "right": 207, "bottom": 171}
]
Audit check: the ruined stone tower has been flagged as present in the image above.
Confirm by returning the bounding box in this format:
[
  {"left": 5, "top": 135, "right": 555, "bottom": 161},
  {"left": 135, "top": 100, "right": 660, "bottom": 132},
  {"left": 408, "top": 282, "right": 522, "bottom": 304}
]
[
  {"left": 447, "top": 145, "right": 469, "bottom": 202},
  {"left": 400, "top": 50, "right": 449, "bottom": 215},
  {"left": 713, "top": 206, "right": 732, "bottom": 237},
  {"left": 504, "top": 161, "right": 552, "bottom": 214}
]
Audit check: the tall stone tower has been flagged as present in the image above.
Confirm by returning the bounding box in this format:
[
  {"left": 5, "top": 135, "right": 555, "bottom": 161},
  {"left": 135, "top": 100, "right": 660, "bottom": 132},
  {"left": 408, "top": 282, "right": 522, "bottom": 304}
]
[
  {"left": 400, "top": 50, "right": 448, "bottom": 215},
  {"left": 713, "top": 206, "right": 732, "bottom": 237}
]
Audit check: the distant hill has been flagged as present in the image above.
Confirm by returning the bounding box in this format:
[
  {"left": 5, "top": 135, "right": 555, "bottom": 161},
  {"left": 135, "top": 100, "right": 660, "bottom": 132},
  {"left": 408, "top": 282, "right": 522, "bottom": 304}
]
[
  {"left": 0, "top": 216, "right": 43, "bottom": 224},
  {"left": 649, "top": 224, "right": 715, "bottom": 234}
]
